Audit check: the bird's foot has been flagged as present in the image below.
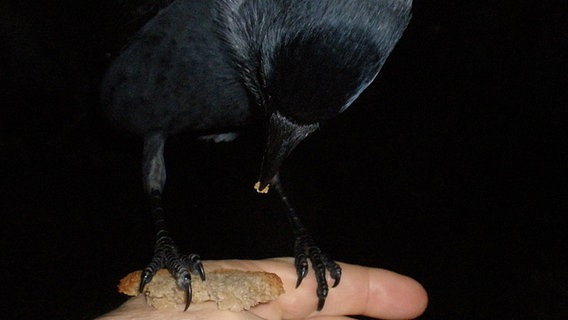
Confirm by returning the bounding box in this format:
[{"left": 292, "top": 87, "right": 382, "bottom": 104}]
[
  {"left": 140, "top": 190, "right": 205, "bottom": 310},
  {"left": 139, "top": 238, "right": 205, "bottom": 311},
  {"left": 294, "top": 233, "right": 342, "bottom": 311}
]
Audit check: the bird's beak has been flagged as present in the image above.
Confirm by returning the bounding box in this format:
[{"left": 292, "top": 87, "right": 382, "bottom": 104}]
[{"left": 254, "top": 112, "right": 318, "bottom": 193}]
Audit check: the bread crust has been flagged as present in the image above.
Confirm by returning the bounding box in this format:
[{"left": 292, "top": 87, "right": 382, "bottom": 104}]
[{"left": 118, "top": 268, "right": 284, "bottom": 311}]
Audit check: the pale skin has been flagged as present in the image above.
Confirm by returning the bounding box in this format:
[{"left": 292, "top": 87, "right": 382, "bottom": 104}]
[{"left": 97, "top": 258, "right": 428, "bottom": 320}]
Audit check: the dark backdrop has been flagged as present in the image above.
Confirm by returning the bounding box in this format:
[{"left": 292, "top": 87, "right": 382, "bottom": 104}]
[{"left": 2, "top": 1, "right": 566, "bottom": 319}]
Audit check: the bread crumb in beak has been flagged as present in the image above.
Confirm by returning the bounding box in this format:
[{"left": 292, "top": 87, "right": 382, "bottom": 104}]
[{"left": 254, "top": 181, "right": 270, "bottom": 194}]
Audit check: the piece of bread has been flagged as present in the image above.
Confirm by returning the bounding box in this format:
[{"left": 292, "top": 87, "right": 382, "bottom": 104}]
[{"left": 118, "top": 268, "right": 285, "bottom": 312}]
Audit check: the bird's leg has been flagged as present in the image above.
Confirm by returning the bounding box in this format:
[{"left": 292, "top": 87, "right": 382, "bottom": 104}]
[
  {"left": 272, "top": 175, "right": 342, "bottom": 311},
  {"left": 139, "top": 133, "right": 205, "bottom": 311}
]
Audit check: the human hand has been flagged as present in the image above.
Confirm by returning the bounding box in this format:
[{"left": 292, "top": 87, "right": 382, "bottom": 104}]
[{"left": 96, "top": 258, "right": 427, "bottom": 320}]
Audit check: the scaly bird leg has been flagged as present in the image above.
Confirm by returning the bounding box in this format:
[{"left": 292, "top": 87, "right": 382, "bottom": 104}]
[
  {"left": 139, "top": 133, "right": 205, "bottom": 311},
  {"left": 272, "top": 175, "right": 342, "bottom": 311}
]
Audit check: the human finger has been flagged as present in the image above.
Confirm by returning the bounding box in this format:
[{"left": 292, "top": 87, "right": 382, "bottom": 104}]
[{"left": 204, "top": 258, "right": 427, "bottom": 319}]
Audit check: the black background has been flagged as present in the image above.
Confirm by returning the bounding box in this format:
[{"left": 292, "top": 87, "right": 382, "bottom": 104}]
[{"left": 2, "top": 1, "right": 566, "bottom": 319}]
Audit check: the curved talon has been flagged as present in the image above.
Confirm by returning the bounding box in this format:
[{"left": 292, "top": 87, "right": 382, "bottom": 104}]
[
  {"left": 184, "top": 254, "right": 206, "bottom": 281},
  {"left": 332, "top": 276, "right": 341, "bottom": 288},
  {"left": 183, "top": 280, "right": 191, "bottom": 311},
  {"left": 294, "top": 253, "right": 308, "bottom": 288},
  {"left": 330, "top": 264, "right": 342, "bottom": 287},
  {"left": 322, "top": 255, "right": 342, "bottom": 288},
  {"left": 317, "top": 296, "right": 326, "bottom": 311},
  {"left": 139, "top": 270, "right": 153, "bottom": 292},
  {"left": 175, "top": 272, "right": 192, "bottom": 311},
  {"left": 196, "top": 261, "right": 206, "bottom": 281},
  {"left": 316, "top": 284, "right": 329, "bottom": 311},
  {"left": 295, "top": 273, "right": 305, "bottom": 288}
]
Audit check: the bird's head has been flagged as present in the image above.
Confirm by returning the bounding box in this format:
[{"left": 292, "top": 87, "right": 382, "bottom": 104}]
[{"left": 217, "top": 0, "right": 412, "bottom": 192}]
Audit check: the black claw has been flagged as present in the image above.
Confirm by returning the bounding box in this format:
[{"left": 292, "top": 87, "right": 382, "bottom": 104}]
[
  {"left": 317, "top": 296, "right": 326, "bottom": 311},
  {"left": 196, "top": 262, "right": 206, "bottom": 281},
  {"left": 332, "top": 276, "right": 340, "bottom": 288},
  {"left": 322, "top": 254, "right": 342, "bottom": 288},
  {"left": 183, "top": 254, "right": 206, "bottom": 281},
  {"left": 183, "top": 280, "right": 191, "bottom": 311},
  {"left": 294, "top": 253, "right": 308, "bottom": 288},
  {"left": 174, "top": 272, "right": 192, "bottom": 310},
  {"left": 295, "top": 274, "right": 304, "bottom": 288},
  {"left": 316, "top": 285, "right": 329, "bottom": 311},
  {"left": 140, "top": 249, "right": 165, "bottom": 292},
  {"left": 139, "top": 269, "right": 153, "bottom": 292}
]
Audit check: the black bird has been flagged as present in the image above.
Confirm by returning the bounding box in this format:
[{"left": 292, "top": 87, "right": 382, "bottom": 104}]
[{"left": 101, "top": 0, "right": 411, "bottom": 311}]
